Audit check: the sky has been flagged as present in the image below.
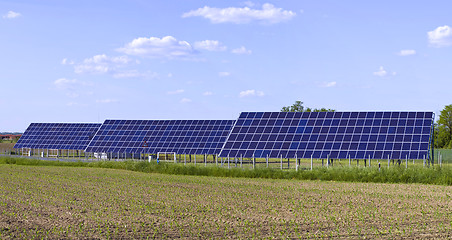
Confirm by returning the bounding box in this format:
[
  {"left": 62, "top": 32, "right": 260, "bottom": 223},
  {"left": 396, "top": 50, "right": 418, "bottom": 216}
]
[{"left": 1, "top": 1, "right": 452, "bottom": 131}]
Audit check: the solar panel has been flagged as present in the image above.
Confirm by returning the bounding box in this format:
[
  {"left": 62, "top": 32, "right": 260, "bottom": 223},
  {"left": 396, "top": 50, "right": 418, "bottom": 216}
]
[
  {"left": 14, "top": 123, "right": 101, "bottom": 150},
  {"left": 218, "top": 112, "right": 434, "bottom": 160},
  {"left": 85, "top": 119, "right": 235, "bottom": 155}
]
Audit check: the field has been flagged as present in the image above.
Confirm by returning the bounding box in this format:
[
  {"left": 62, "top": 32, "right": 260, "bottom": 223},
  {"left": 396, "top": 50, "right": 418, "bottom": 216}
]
[{"left": 0, "top": 164, "right": 451, "bottom": 239}]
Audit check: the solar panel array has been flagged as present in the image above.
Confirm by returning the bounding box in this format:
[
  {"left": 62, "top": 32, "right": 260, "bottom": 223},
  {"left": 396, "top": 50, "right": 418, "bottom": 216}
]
[
  {"left": 14, "top": 123, "right": 101, "bottom": 150},
  {"left": 219, "top": 112, "right": 434, "bottom": 160},
  {"left": 85, "top": 120, "right": 235, "bottom": 154}
]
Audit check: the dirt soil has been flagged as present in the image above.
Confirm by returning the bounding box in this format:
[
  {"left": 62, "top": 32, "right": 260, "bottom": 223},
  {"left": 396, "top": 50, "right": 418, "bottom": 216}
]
[{"left": 0, "top": 165, "right": 451, "bottom": 239}]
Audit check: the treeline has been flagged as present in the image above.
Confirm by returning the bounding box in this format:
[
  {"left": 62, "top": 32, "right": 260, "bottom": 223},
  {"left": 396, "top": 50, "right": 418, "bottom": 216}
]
[{"left": 281, "top": 101, "right": 335, "bottom": 112}]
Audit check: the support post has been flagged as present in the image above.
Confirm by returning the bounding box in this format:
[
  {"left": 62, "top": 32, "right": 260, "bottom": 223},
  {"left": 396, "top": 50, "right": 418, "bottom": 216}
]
[
  {"left": 240, "top": 154, "right": 242, "bottom": 168},
  {"left": 388, "top": 154, "right": 390, "bottom": 168},
  {"left": 205, "top": 154, "right": 207, "bottom": 167},
  {"left": 266, "top": 154, "right": 269, "bottom": 168},
  {"left": 184, "top": 154, "right": 186, "bottom": 165},
  {"left": 194, "top": 154, "right": 196, "bottom": 165},
  {"left": 349, "top": 154, "right": 351, "bottom": 167},
  {"left": 326, "top": 154, "right": 329, "bottom": 168},
  {"left": 227, "top": 155, "right": 230, "bottom": 169},
  {"left": 405, "top": 155, "right": 408, "bottom": 169}
]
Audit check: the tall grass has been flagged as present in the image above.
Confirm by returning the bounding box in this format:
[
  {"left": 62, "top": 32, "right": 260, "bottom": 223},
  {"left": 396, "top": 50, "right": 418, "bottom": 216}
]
[{"left": 1, "top": 156, "right": 451, "bottom": 185}]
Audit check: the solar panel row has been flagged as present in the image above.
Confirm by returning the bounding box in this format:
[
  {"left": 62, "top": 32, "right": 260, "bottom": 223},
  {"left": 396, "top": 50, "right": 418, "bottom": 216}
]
[
  {"left": 218, "top": 112, "right": 434, "bottom": 159},
  {"left": 14, "top": 123, "right": 101, "bottom": 150},
  {"left": 84, "top": 120, "right": 234, "bottom": 154},
  {"left": 14, "top": 112, "right": 434, "bottom": 160}
]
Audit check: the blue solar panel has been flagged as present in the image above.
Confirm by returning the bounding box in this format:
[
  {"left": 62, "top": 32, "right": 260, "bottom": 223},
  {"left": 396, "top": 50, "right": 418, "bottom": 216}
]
[
  {"left": 85, "top": 120, "right": 235, "bottom": 154},
  {"left": 14, "top": 123, "right": 101, "bottom": 150},
  {"left": 219, "top": 112, "right": 434, "bottom": 159}
]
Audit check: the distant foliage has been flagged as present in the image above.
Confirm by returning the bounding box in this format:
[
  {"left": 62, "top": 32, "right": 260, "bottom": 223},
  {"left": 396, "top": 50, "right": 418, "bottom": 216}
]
[
  {"left": 281, "top": 101, "right": 335, "bottom": 112},
  {"left": 435, "top": 104, "right": 452, "bottom": 149}
]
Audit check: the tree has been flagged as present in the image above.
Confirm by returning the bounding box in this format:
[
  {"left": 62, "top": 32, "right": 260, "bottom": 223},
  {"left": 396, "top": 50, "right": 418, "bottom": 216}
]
[
  {"left": 281, "top": 101, "right": 335, "bottom": 112},
  {"left": 436, "top": 104, "right": 452, "bottom": 148}
]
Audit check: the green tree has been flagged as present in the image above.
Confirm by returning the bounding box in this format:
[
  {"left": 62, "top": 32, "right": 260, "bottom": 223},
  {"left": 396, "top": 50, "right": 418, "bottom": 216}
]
[
  {"left": 436, "top": 104, "right": 452, "bottom": 148},
  {"left": 281, "top": 101, "right": 335, "bottom": 112}
]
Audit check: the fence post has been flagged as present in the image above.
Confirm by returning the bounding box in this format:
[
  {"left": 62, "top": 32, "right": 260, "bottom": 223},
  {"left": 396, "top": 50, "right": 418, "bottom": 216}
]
[
  {"left": 252, "top": 154, "right": 255, "bottom": 169},
  {"left": 295, "top": 153, "right": 298, "bottom": 171},
  {"left": 280, "top": 154, "right": 283, "bottom": 170},
  {"left": 227, "top": 154, "right": 230, "bottom": 169},
  {"left": 310, "top": 154, "right": 313, "bottom": 170}
]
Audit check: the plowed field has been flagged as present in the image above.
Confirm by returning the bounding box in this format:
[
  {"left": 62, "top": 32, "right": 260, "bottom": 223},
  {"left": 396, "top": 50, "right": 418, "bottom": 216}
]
[{"left": 0, "top": 165, "right": 451, "bottom": 239}]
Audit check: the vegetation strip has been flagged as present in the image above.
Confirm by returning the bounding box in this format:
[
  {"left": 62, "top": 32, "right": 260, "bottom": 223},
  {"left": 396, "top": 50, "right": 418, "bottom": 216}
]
[{"left": 1, "top": 156, "right": 451, "bottom": 185}]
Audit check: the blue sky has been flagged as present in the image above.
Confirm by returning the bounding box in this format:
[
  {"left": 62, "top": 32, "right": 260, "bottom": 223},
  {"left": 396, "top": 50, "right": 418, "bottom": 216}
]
[{"left": 1, "top": 1, "right": 452, "bottom": 131}]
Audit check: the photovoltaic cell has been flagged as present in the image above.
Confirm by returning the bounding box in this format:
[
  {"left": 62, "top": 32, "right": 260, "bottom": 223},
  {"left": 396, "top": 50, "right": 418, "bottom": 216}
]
[
  {"left": 219, "top": 112, "right": 434, "bottom": 159},
  {"left": 85, "top": 120, "right": 235, "bottom": 154},
  {"left": 14, "top": 123, "right": 101, "bottom": 150}
]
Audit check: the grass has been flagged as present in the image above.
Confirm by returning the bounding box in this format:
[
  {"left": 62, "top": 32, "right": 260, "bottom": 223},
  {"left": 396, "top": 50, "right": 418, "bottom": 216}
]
[
  {"left": 0, "top": 164, "right": 450, "bottom": 239},
  {"left": 1, "top": 156, "right": 451, "bottom": 185}
]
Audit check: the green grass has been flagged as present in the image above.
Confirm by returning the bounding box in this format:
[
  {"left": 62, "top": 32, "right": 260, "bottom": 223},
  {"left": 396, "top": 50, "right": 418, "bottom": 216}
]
[{"left": 1, "top": 156, "right": 451, "bottom": 185}]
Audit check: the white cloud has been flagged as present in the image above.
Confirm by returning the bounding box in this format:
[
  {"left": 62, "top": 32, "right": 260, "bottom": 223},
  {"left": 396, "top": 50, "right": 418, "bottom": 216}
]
[
  {"left": 219, "top": 72, "right": 230, "bottom": 77},
  {"left": 373, "top": 66, "right": 387, "bottom": 77},
  {"left": 239, "top": 89, "right": 264, "bottom": 97},
  {"left": 54, "top": 78, "right": 92, "bottom": 98},
  {"left": 61, "top": 58, "right": 74, "bottom": 65},
  {"left": 96, "top": 99, "right": 118, "bottom": 104},
  {"left": 428, "top": 25, "right": 452, "bottom": 47},
  {"left": 373, "top": 66, "right": 396, "bottom": 77},
  {"left": 194, "top": 40, "right": 227, "bottom": 51},
  {"left": 54, "top": 78, "right": 91, "bottom": 90},
  {"left": 203, "top": 91, "right": 213, "bottom": 96},
  {"left": 182, "top": 3, "right": 296, "bottom": 24},
  {"left": 167, "top": 73, "right": 173, "bottom": 78},
  {"left": 167, "top": 89, "right": 185, "bottom": 95},
  {"left": 231, "top": 46, "right": 252, "bottom": 55},
  {"left": 74, "top": 54, "right": 132, "bottom": 74},
  {"left": 322, "top": 81, "right": 337, "bottom": 87},
  {"left": 117, "top": 36, "right": 196, "bottom": 59},
  {"left": 66, "top": 102, "right": 78, "bottom": 107},
  {"left": 180, "top": 98, "right": 192, "bottom": 103},
  {"left": 112, "top": 70, "right": 157, "bottom": 79},
  {"left": 3, "top": 11, "right": 21, "bottom": 19},
  {"left": 397, "top": 49, "right": 416, "bottom": 56}
]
